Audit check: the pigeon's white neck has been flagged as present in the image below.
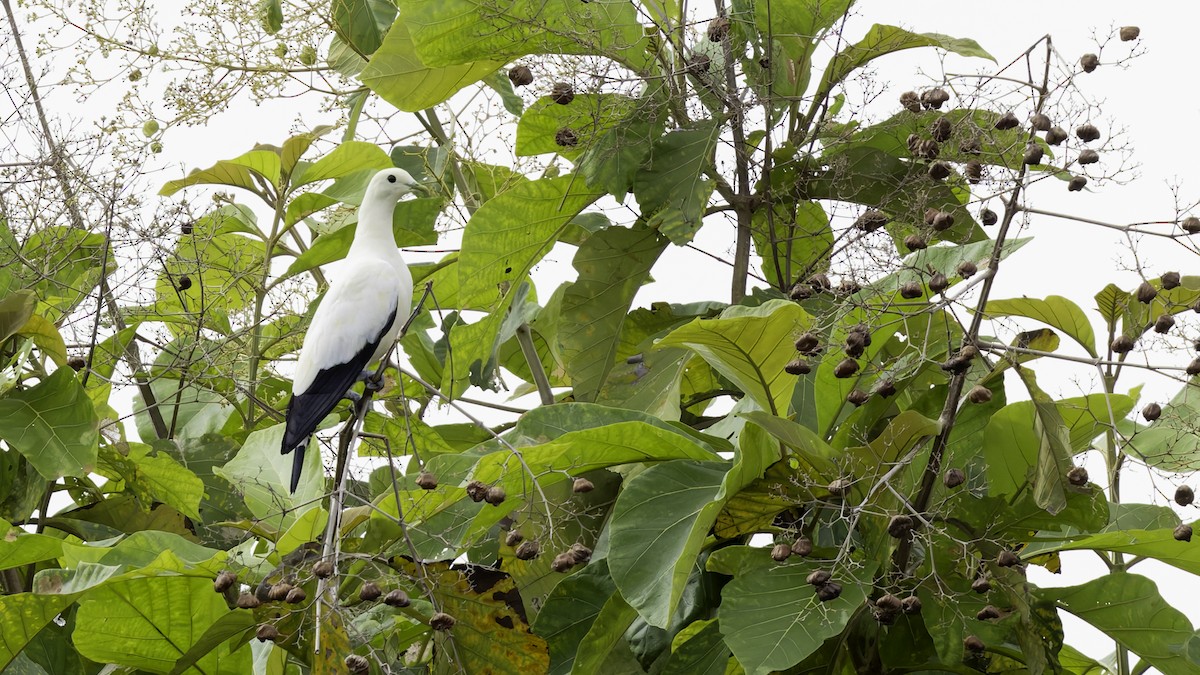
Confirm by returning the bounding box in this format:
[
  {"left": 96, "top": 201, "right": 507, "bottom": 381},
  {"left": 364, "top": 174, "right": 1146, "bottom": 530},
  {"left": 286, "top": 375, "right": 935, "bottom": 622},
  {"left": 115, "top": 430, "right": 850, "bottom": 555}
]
[{"left": 349, "top": 191, "right": 401, "bottom": 260}]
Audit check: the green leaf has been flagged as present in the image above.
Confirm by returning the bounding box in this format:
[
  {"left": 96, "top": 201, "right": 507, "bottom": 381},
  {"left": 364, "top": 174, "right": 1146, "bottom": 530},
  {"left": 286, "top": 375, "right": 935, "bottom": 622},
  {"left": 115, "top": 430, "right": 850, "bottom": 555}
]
[
  {"left": 633, "top": 121, "right": 720, "bottom": 245},
  {"left": 752, "top": 0, "right": 852, "bottom": 98},
  {"left": 280, "top": 125, "right": 334, "bottom": 177},
  {"left": 331, "top": 0, "right": 395, "bottom": 55},
  {"left": 817, "top": 24, "right": 993, "bottom": 102},
  {"left": 661, "top": 618, "right": 728, "bottom": 675},
  {"left": 0, "top": 290, "right": 35, "bottom": 343},
  {"left": 360, "top": 19, "right": 501, "bottom": 112},
  {"left": 292, "top": 140, "right": 392, "bottom": 187},
  {"left": 738, "top": 410, "right": 838, "bottom": 481},
  {"left": 572, "top": 591, "right": 642, "bottom": 675},
  {"left": 484, "top": 69, "right": 525, "bottom": 116},
  {"left": 74, "top": 576, "right": 250, "bottom": 673},
  {"left": 984, "top": 295, "right": 1097, "bottom": 358},
  {"left": 155, "top": 205, "right": 266, "bottom": 318},
  {"left": 0, "top": 520, "right": 64, "bottom": 570},
  {"left": 984, "top": 370, "right": 1073, "bottom": 514},
  {"left": 516, "top": 94, "right": 636, "bottom": 159},
  {"left": 1031, "top": 520, "right": 1200, "bottom": 578},
  {"left": 608, "top": 460, "right": 728, "bottom": 629},
  {"left": 0, "top": 592, "right": 79, "bottom": 671},
  {"left": 126, "top": 448, "right": 206, "bottom": 521},
  {"left": 16, "top": 315, "right": 69, "bottom": 366},
  {"left": 712, "top": 546, "right": 873, "bottom": 675},
  {"left": 1044, "top": 573, "right": 1196, "bottom": 675},
  {"left": 258, "top": 0, "right": 283, "bottom": 34},
  {"left": 213, "top": 424, "right": 322, "bottom": 525},
  {"left": 168, "top": 610, "right": 256, "bottom": 675},
  {"left": 0, "top": 368, "right": 98, "bottom": 480},
  {"left": 577, "top": 93, "right": 666, "bottom": 198},
  {"left": 1118, "top": 376, "right": 1200, "bottom": 471},
  {"left": 532, "top": 560, "right": 617, "bottom": 675},
  {"left": 397, "top": 0, "right": 650, "bottom": 71},
  {"left": 160, "top": 149, "right": 282, "bottom": 196},
  {"left": 559, "top": 224, "right": 667, "bottom": 401},
  {"left": 657, "top": 300, "right": 811, "bottom": 416},
  {"left": 751, "top": 201, "right": 831, "bottom": 289},
  {"left": 1094, "top": 282, "right": 1129, "bottom": 326}
]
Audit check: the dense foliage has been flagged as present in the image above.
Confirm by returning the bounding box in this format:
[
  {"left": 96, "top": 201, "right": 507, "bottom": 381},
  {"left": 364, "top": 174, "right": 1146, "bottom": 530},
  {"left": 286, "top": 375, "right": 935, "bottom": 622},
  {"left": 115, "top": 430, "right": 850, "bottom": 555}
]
[{"left": 1, "top": 1, "right": 1198, "bottom": 674}]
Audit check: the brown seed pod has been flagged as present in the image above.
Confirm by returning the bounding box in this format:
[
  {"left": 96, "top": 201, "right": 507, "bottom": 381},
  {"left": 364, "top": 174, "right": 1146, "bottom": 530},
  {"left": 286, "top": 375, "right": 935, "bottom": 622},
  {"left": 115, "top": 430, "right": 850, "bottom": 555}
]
[
  {"left": 1067, "top": 466, "right": 1089, "bottom": 486},
  {"left": 944, "top": 468, "right": 966, "bottom": 488},
  {"left": 976, "top": 605, "right": 1001, "bottom": 621},
  {"left": 827, "top": 477, "right": 852, "bottom": 496},
  {"left": 312, "top": 560, "right": 334, "bottom": 579},
  {"left": 904, "top": 234, "right": 928, "bottom": 252},
  {"left": 832, "top": 358, "right": 859, "bottom": 378},
  {"left": 921, "top": 88, "right": 950, "bottom": 109},
  {"left": 981, "top": 208, "right": 998, "bottom": 227},
  {"left": 932, "top": 211, "right": 955, "bottom": 231},
  {"left": 236, "top": 592, "right": 261, "bottom": 609},
  {"left": 875, "top": 379, "right": 897, "bottom": 398},
  {"left": 959, "top": 136, "right": 982, "bottom": 154},
  {"left": 901, "top": 595, "right": 922, "bottom": 614},
  {"left": 846, "top": 389, "right": 869, "bottom": 407},
  {"left": 1046, "top": 126, "right": 1068, "bottom": 145},
  {"left": 686, "top": 53, "right": 711, "bottom": 75},
  {"left": 964, "top": 635, "right": 986, "bottom": 653},
  {"left": 504, "top": 529, "right": 524, "bottom": 547},
  {"left": 508, "top": 65, "right": 533, "bottom": 87},
  {"left": 967, "top": 385, "right": 993, "bottom": 404},
  {"left": 1161, "top": 271, "right": 1182, "bottom": 289},
  {"left": 551, "top": 552, "right": 576, "bottom": 572},
  {"left": 873, "top": 608, "right": 896, "bottom": 625},
  {"left": 770, "top": 543, "right": 792, "bottom": 562},
  {"left": 930, "top": 116, "right": 952, "bottom": 142},
  {"left": 888, "top": 514, "right": 914, "bottom": 538},
  {"left": 784, "top": 358, "right": 812, "bottom": 376},
  {"left": 1175, "top": 524, "right": 1193, "bottom": 542},
  {"left": 177, "top": 275, "right": 192, "bottom": 291},
  {"left": 1187, "top": 357, "right": 1200, "bottom": 376},
  {"left": 359, "top": 581, "right": 382, "bottom": 602},
  {"left": 808, "top": 272, "right": 832, "bottom": 292},
  {"left": 1068, "top": 175, "right": 1088, "bottom": 192},
  {"left": 430, "top": 612, "right": 456, "bottom": 631},
  {"left": 181, "top": 221, "right": 194, "bottom": 235},
  {"left": 915, "top": 139, "right": 940, "bottom": 161},
  {"left": 1143, "top": 402, "right": 1162, "bottom": 422},
  {"left": 383, "top": 589, "right": 410, "bottom": 607},
  {"left": 484, "top": 485, "right": 507, "bottom": 506},
  {"left": 971, "top": 576, "right": 992, "bottom": 594},
  {"left": 1176, "top": 485, "right": 1194, "bottom": 506},
  {"left": 515, "top": 540, "right": 540, "bottom": 560},
  {"left": 415, "top": 471, "right": 438, "bottom": 490},
  {"left": 1029, "top": 113, "right": 1052, "bottom": 131},
  {"left": 997, "top": 549, "right": 1021, "bottom": 567},
  {"left": 68, "top": 356, "right": 86, "bottom": 371},
  {"left": 925, "top": 208, "right": 940, "bottom": 225},
  {"left": 816, "top": 582, "right": 843, "bottom": 602},
  {"left": 791, "top": 537, "right": 813, "bottom": 557},
  {"left": 1111, "top": 335, "right": 1135, "bottom": 353},
  {"left": 839, "top": 278, "right": 861, "bottom": 295},
  {"left": 876, "top": 593, "right": 903, "bottom": 613},
  {"left": 794, "top": 332, "right": 821, "bottom": 354},
  {"left": 465, "top": 480, "right": 488, "bottom": 502},
  {"left": 957, "top": 261, "right": 978, "bottom": 278},
  {"left": 267, "top": 582, "right": 293, "bottom": 602},
  {"left": 554, "top": 127, "right": 579, "bottom": 147},
  {"left": 256, "top": 624, "right": 280, "bottom": 642},
  {"left": 994, "top": 112, "right": 1019, "bottom": 130},
  {"left": 928, "top": 273, "right": 949, "bottom": 294},
  {"left": 899, "top": 281, "right": 924, "bottom": 299},
  {"left": 854, "top": 209, "right": 889, "bottom": 233},
  {"left": 1136, "top": 281, "right": 1158, "bottom": 304},
  {"left": 214, "top": 570, "right": 237, "bottom": 593},
  {"left": 964, "top": 160, "right": 983, "bottom": 184},
  {"left": 1078, "top": 149, "right": 1099, "bottom": 165},
  {"left": 1076, "top": 123, "right": 1101, "bottom": 143},
  {"left": 1119, "top": 26, "right": 1140, "bottom": 41},
  {"left": 1023, "top": 143, "right": 1044, "bottom": 165},
  {"left": 806, "top": 569, "right": 832, "bottom": 587},
  {"left": 1183, "top": 217, "right": 1200, "bottom": 234},
  {"left": 706, "top": 16, "right": 730, "bottom": 42},
  {"left": 572, "top": 477, "right": 595, "bottom": 493},
  {"left": 1080, "top": 53, "right": 1099, "bottom": 73},
  {"left": 550, "top": 82, "right": 575, "bottom": 105},
  {"left": 900, "top": 91, "right": 921, "bottom": 113},
  {"left": 1154, "top": 314, "right": 1175, "bottom": 334},
  {"left": 569, "top": 543, "right": 592, "bottom": 564},
  {"left": 906, "top": 133, "right": 922, "bottom": 154},
  {"left": 285, "top": 587, "right": 307, "bottom": 604},
  {"left": 345, "top": 654, "right": 370, "bottom": 674},
  {"left": 845, "top": 329, "right": 868, "bottom": 350},
  {"left": 789, "top": 283, "right": 814, "bottom": 301}
]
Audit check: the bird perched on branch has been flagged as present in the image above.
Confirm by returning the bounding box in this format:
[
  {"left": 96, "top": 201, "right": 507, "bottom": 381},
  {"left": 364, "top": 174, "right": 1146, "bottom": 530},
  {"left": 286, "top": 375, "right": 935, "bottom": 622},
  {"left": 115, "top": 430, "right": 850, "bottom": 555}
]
[{"left": 281, "top": 167, "right": 420, "bottom": 492}]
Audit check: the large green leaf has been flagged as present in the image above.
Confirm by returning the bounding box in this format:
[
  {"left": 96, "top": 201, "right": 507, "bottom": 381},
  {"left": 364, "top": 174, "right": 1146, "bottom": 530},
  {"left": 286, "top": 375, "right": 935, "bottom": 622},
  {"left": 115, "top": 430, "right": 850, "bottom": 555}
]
[
  {"left": 0, "top": 290, "right": 35, "bottom": 343},
  {"left": 0, "top": 367, "right": 98, "bottom": 480},
  {"left": 291, "top": 140, "right": 392, "bottom": 187},
  {"left": 331, "top": 0, "right": 395, "bottom": 56},
  {"left": 984, "top": 295, "right": 1098, "bottom": 358},
  {"left": 633, "top": 121, "right": 720, "bottom": 245},
  {"left": 983, "top": 370, "right": 1073, "bottom": 514},
  {"left": 658, "top": 300, "right": 812, "bottom": 416},
  {"left": 360, "top": 19, "right": 501, "bottom": 112},
  {"left": 213, "top": 424, "right": 322, "bottom": 526},
  {"left": 751, "top": 200, "right": 831, "bottom": 289},
  {"left": 660, "top": 618, "right": 729, "bottom": 675},
  {"left": 559, "top": 224, "right": 668, "bottom": 401},
  {"left": 709, "top": 546, "right": 873, "bottom": 675},
  {"left": 532, "top": 560, "right": 618, "bottom": 675},
  {"left": 516, "top": 94, "right": 636, "bottom": 159},
  {"left": 0, "top": 520, "right": 63, "bottom": 571},
  {"left": 608, "top": 460, "right": 728, "bottom": 629},
  {"left": 0, "top": 592, "right": 79, "bottom": 671},
  {"left": 1030, "top": 520, "right": 1200, "bottom": 578},
  {"left": 1118, "top": 375, "right": 1200, "bottom": 471},
  {"left": 752, "top": 0, "right": 853, "bottom": 97},
  {"left": 160, "top": 149, "right": 282, "bottom": 196},
  {"left": 1044, "top": 573, "right": 1196, "bottom": 675},
  {"left": 74, "top": 576, "right": 250, "bottom": 673},
  {"left": 155, "top": 205, "right": 266, "bottom": 318},
  {"left": 577, "top": 93, "right": 666, "bottom": 198},
  {"left": 397, "top": 0, "right": 649, "bottom": 71},
  {"left": 817, "top": 24, "right": 993, "bottom": 102}
]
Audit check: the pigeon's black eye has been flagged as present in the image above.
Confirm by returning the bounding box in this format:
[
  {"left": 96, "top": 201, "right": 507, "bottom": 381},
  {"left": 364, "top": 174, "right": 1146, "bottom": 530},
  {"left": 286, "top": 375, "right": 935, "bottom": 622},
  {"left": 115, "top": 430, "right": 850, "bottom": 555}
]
[{"left": 387, "top": 174, "right": 397, "bottom": 183}]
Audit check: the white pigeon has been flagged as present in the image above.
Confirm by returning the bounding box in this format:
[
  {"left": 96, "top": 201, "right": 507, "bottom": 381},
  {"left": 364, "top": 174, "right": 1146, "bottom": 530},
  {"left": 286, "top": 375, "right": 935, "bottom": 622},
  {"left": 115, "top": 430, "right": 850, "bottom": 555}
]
[{"left": 281, "top": 167, "right": 419, "bottom": 492}]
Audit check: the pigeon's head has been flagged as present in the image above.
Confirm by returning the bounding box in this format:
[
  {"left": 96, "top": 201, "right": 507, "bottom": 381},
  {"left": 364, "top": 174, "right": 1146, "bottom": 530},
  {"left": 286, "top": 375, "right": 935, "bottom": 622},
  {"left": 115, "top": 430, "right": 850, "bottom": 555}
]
[{"left": 367, "top": 168, "right": 424, "bottom": 202}]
